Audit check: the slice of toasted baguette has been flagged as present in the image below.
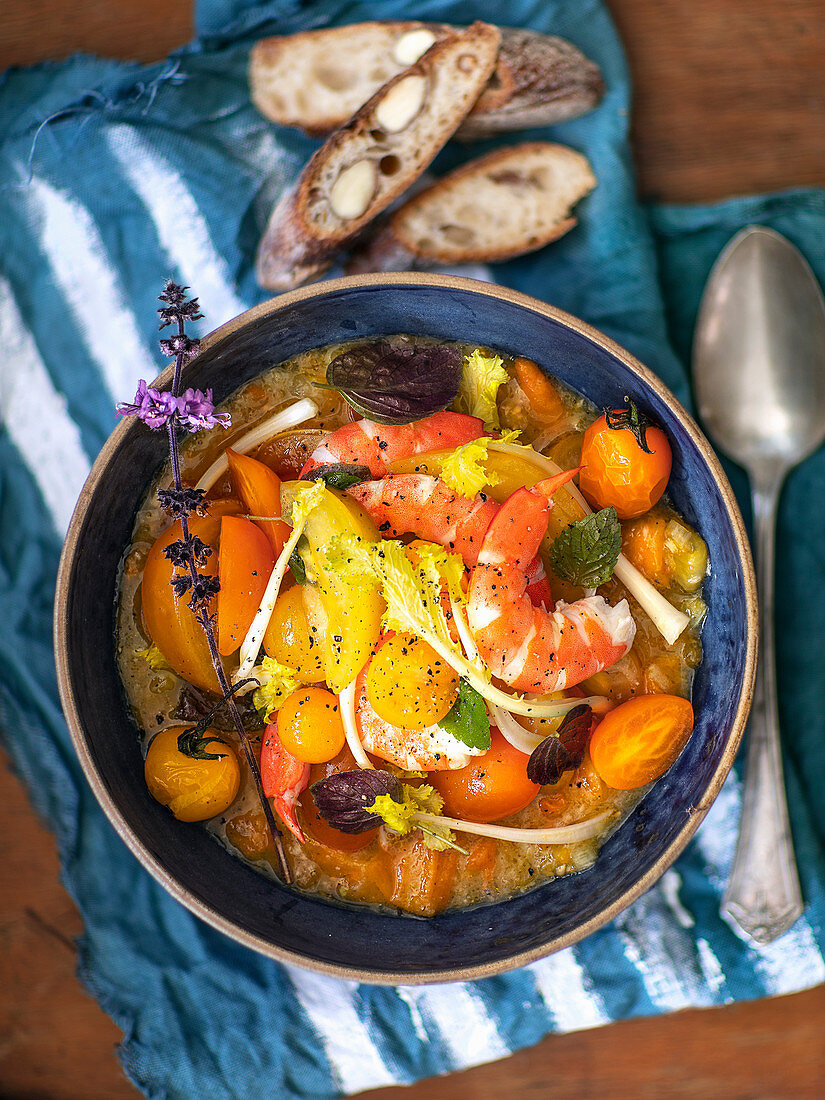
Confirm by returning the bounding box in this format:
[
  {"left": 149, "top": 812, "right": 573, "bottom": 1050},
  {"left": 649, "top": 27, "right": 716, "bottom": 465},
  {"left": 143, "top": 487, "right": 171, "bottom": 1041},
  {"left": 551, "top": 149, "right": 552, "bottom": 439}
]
[
  {"left": 255, "top": 23, "right": 501, "bottom": 291},
  {"left": 346, "top": 143, "right": 596, "bottom": 273},
  {"left": 250, "top": 21, "right": 449, "bottom": 136},
  {"left": 459, "top": 29, "right": 605, "bottom": 139},
  {"left": 249, "top": 23, "right": 603, "bottom": 139}
]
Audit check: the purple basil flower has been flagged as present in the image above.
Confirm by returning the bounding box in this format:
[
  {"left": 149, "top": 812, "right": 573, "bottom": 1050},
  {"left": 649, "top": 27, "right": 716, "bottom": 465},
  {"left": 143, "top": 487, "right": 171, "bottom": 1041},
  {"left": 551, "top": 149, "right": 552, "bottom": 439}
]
[
  {"left": 176, "top": 388, "right": 231, "bottom": 432},
  {"left": 116, "top": 379, "right": 178, "bottom": 429},
  {"left": 116, "top": 381, "right": 230, "bottom": 432}
]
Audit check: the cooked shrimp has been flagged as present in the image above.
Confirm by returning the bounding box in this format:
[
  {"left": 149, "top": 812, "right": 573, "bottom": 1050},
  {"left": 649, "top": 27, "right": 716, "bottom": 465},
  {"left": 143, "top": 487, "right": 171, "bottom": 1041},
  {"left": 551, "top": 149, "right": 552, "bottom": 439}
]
[
  {"left": 353, "top": 666, "right": 482, "bottom": 771},
  {"left": 525, "top": 555, "right": 553, "bottom": 610},
  {"left": 468, "top": 479, "right": 636, "bottom": 693},
  {"left": 350, "top": 473, "right": 559, "bottom": 612},
  {"left": 300, "top": 410, "right": 483, "bottom": 478},
  {"left": 261, "top": 725, "right": 310, "bottom": 842},
  {"left": 348, "top": 473, "right": 499, "bottom": 565}
]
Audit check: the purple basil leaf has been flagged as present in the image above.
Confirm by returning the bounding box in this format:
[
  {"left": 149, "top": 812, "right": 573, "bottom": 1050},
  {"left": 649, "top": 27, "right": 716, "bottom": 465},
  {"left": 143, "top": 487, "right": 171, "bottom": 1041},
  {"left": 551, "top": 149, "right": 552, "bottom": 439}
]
[
  {"left": 311, "top": 769, "right": 403, "bottom": 833},
  {"left": 326, "top": 340, "right": 463, "bottom": 424},
  {"left": 526, "top": 704, "right": 594, "bottom": 785}
]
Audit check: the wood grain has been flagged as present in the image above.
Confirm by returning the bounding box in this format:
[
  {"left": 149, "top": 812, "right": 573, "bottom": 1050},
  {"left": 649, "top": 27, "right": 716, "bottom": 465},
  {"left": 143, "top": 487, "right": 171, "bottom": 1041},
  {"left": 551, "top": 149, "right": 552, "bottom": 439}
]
[
  {"left": 610, "top": 0, "right": 825, "bottom": 200},
  {"left": 1, "top": 0, "right": 825, "bottom": 1097}
]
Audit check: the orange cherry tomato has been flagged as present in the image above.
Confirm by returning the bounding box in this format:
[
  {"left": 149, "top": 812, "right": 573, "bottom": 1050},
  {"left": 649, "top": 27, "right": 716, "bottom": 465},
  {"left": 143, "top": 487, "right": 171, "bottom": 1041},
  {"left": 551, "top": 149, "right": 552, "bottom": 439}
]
[
  {"left": 299, "top": 747, "right": 379, "bottom": 852},
  {"left": 216, "top": 514, "right": 275, "bottom": 656},
  {"left": 430, "top": 729, "right": 540, "bottom": 823},
  {"left": 589, "top": 694, "right": 694, "bottom": 790},
  {"left": 579, "top": 399, "right": 672, "bottom": 520},
  {"left": 226, "top": 448, "right": 291, "bottom": 557},
  {"left": 278, "top": 687, "right": 347, "bottom": 764},
  {"left": 142, "top": 498, "right": 241, "bottom": 692}
]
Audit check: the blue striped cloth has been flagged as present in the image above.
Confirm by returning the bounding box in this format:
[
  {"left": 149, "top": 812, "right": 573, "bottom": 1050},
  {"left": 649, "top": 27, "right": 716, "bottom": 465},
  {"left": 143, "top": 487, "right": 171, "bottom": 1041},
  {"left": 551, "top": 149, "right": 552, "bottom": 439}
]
[{"left": 2, "top": 1, "right": 825, "bottom": 1096}]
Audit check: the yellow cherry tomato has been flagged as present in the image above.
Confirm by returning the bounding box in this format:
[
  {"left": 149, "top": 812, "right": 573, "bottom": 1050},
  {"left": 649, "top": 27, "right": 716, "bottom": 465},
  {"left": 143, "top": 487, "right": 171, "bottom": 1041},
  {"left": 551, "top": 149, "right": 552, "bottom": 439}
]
[
  {"left": 278, "top": 687, "right": 346, "bottom": 764},
  {"left": 144, "top": 725, "right": 240, "bottom": 822},
  {"left": 263, "top": 584, "right": 326, "bottom": 682},
  {"left": 366, "top": 634, "right": 459, "bottom": 730}
]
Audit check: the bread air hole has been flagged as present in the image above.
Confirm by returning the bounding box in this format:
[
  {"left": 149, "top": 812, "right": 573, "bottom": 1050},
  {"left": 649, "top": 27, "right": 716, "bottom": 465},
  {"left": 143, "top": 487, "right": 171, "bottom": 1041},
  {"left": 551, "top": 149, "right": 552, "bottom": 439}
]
[
  {"left": 379, "top": 155, "right": 402, "bottom": 176},
  {"left": 313, "top": 64, "right": 355, "bottom": 91},
  {"left": 440, "top": 224, "right": 477, "bottom": 247}
]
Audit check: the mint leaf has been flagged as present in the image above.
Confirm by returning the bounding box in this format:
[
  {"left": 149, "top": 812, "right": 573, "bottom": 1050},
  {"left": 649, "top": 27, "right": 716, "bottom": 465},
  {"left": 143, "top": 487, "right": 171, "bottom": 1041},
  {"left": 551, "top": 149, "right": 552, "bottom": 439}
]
[
  {"left": 549, "top": 507, "right": 622, "bottom": 588},
  {"left": 440, "top": 679, "right": 491, "bottom": 751}
]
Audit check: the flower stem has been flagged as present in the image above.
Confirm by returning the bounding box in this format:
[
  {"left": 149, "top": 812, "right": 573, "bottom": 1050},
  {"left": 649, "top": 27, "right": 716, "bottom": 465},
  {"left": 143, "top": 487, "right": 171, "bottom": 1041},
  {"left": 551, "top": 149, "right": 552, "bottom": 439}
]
[{"left": 166, "top": 325, "right": 291, "bottom": 884}]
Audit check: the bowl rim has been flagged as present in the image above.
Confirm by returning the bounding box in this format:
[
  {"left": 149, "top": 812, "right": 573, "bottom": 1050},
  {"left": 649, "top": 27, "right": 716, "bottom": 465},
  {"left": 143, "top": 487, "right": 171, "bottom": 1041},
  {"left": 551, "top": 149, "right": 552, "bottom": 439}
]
[{"left": 54, "top": 272, "right": 758, "bottom": 985}]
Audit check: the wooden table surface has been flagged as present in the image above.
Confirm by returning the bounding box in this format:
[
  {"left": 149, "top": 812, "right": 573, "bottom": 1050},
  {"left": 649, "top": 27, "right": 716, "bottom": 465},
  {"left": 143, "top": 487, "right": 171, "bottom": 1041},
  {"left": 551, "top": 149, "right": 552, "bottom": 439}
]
[{"left": 1, "top": 2, "right": 825, "bottom": 1097}]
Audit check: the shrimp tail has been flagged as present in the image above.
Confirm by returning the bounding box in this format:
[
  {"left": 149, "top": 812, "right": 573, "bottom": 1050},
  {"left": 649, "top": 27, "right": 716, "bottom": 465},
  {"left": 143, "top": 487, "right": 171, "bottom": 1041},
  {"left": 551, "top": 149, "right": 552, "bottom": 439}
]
[{"left": 261, "top": 724, "right": 310, "bottom": 843}]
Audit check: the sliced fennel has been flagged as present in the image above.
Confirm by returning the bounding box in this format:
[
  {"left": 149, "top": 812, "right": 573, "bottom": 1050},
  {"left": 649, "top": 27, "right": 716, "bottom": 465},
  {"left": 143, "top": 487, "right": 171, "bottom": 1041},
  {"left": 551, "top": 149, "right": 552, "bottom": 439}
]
[
  {"left": 235, "top": 480, "right": 326, "bottom": 681},
  {"left": 367, "top": 776, "right": 613, "bottom": 847},
  {"left": 195, "top": 397, "right": 318, "bottom": 493},
  {"left": 486, "top": 438, "right": 690, "bottom": 645},
  {"left": 489, "top": 702, "right": 543, "bottom": 754},
  {"left": 490, "top": 692, "right": 611, "bottom": 755},
  {"left": 339, "top": 678, "right": 374, "bottom": 770},
  {"left": 412, "top": 809, "right": 613, "bottom": 846}
]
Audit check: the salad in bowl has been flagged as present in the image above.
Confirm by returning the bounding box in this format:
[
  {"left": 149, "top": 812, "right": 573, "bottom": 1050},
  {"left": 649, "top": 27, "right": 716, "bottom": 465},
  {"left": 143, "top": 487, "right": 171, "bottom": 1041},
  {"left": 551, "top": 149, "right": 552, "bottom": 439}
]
[{"left": 117, "top": 289, "right": 708, "bottom": 918}]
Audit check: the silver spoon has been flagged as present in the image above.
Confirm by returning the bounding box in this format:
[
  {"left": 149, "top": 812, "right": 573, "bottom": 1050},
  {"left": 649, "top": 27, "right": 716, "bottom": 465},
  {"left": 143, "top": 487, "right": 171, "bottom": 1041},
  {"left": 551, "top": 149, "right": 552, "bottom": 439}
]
[{"left": 693, "top": 225, "right": 825, "bottom": 943}]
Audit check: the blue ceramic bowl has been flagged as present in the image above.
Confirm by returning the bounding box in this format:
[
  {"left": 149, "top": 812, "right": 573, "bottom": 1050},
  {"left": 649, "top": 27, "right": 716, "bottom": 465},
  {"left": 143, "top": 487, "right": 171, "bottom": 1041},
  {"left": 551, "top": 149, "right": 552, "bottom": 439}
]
[{"left": 55, "top": 274, "right": 756, "bottom": 983}]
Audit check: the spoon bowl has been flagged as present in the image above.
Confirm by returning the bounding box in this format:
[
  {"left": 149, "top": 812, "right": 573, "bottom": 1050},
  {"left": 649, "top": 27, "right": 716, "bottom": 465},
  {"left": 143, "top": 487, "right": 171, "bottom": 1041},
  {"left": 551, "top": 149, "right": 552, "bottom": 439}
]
[{"left": 694, "top": 226, "right": 825, "bottom": 476}]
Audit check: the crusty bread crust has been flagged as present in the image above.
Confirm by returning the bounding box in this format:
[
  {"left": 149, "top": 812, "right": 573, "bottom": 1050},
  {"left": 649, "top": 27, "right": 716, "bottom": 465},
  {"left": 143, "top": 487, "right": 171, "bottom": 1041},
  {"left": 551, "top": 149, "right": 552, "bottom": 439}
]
[
  {"left": 249, "top": 22, "right": 603, "bottom": 139},
  {"left": 347, "top": 142, "right": 596, "bottom": 273},
  {"left": 459, "top": 29, "right": 604, "bottom": 138},
  {"left": 256, "top": 22, "right": 500, "bottom": 291}
]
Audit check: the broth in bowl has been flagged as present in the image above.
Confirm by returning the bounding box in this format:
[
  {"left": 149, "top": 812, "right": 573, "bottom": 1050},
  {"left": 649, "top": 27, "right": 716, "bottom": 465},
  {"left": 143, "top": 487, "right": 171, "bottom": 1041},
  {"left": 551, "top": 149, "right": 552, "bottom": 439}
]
[{"left": 117, "top": 336, "right": 707, "bottom": 917}]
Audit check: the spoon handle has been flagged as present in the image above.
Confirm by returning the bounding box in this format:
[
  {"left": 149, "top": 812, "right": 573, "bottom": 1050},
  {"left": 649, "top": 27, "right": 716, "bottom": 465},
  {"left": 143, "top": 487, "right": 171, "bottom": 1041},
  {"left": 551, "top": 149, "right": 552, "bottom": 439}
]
[{"left": 722, "top": 475, "right": 803, "bottom": 943}]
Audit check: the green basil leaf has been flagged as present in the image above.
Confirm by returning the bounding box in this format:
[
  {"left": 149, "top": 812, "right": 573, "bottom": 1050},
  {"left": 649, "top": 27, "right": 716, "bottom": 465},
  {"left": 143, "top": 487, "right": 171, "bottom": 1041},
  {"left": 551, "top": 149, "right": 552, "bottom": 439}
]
[
  {"left": 440, "top": 678, "right": 491, "bottom": 751},
  {"left": 288, "top": 539, "right": 308, "bottom": 585},
  {"left": 326, "top": 340, "right": 462, "bottom": 424},
  {"left": 300, "top": 463, "right": 372, "bottom": 490},
  {"left": 549, "top": 507, "right": 622, "bottom": 588}
]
